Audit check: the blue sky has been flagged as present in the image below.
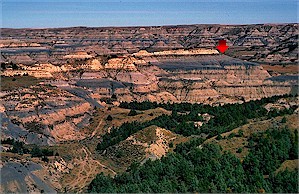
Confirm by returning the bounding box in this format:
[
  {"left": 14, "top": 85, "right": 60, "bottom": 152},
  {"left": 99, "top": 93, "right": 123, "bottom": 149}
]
[{"left": 2, "top": 0, "right": 298, "bottom": 28}]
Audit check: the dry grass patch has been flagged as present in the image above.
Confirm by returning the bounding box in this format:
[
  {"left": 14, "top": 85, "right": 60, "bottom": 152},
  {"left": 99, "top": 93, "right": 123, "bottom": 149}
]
[
  {"left": 1, "top": 76, "right": 41, "bottom": 91},
  {"left": 104, "top": 107, "right": 171, "bottom": 127},
  {"left": 104, "top": 125, "right": 190, "bottom": 169},
  {"left": 82, "top": 106, "right": 171, "bottom": 136},
  {"left": 275, "top": 159, "right": 299, "bottom": 174}
]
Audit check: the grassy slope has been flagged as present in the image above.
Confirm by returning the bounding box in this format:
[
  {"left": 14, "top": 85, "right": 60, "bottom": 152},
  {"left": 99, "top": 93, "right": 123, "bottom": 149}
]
[
  {"left": 102, "top": 125, "right": 190, "bottom": 168},
  {"left": 81, "top": 107, "right": 171, "bottom": 136},
  {"left": 203, "top": 113, "right": 298, "bottom": 160}
]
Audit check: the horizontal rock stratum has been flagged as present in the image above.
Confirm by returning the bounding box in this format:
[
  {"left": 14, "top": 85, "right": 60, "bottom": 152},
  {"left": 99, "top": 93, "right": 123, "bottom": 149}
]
[
  {"left": 1, "top": 23, "right": 298, "bottom": 193},
  {"left": 1, "top": 23, "right": 297, "bottom": 64}
]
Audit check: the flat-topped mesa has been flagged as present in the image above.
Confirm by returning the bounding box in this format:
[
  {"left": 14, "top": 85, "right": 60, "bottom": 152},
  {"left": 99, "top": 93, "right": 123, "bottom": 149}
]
[
  {"left": 63, "top": 52, "right": 93, "bottom": 59},
  {"left": 154, "top": 48, "right": 219, "bottom": 56},
  {"left": 0, "top": 39, "right": 42, "bottom": 48},
  {"left": 133, "top": 48, "right": 219, "bottom": 57}
]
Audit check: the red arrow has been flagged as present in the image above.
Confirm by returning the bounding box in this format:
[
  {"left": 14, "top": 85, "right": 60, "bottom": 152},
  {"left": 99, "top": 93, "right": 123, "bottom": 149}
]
[{"left": 216, "top": 39, "right": 229, "bottom": 53}]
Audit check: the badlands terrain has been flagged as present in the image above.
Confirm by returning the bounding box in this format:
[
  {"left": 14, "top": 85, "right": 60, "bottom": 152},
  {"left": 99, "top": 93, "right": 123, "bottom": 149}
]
[{"left": 0, "top": 23, "right": 298, "bottom": 193}]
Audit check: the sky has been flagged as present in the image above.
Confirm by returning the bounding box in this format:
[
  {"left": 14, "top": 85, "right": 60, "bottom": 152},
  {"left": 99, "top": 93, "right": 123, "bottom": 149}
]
[{"left": 2, "top": 0, "right": 298, "bottom": 28}]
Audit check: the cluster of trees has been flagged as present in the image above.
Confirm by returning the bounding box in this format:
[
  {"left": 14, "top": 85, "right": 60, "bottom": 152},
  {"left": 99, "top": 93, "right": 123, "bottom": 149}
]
[
  {"left": 97, "top": 95, "right": 297, "bottom": 151},
  {"left": 128, "top": 109, "right": 138, "bottom": 116},
  {"left": 243, "top": 128, "right": 298, "bottom": 175},
  {"left": 30, "top": 145, "right": 55, "bottom": 157},
  {"left": 267, "top": 108, "right": 295, "bottom": 119},
  {"left": 1, "top": 138, "right": 56, "bottom": 161},
  {"left": 97, "top": 121, "right": 145, "bottom": 151},
  {"left": 1, "top": 62, "right": 19, "bottom": 70},
  {"left": 89, "top": 128, "right": 298, "bottom": 193},
  {"left": 119, "top": 94, "right": 294, "bottom": 112},
  {"left": 1, "top": 138, "right": 30, "bottom": 154},
  {"left": 30, "top": 145, "right": 56, "bottom": 162}
]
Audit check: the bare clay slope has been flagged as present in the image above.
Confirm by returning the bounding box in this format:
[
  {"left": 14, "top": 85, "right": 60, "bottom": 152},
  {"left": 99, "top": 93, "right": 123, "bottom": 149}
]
[{"left": 67, "top": 54, "right": 297, "bottom": 104}]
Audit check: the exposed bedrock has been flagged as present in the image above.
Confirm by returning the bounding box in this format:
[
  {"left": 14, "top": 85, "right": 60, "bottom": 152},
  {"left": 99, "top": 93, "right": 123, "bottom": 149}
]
[{"left": 67, "top": 54, "right": 297, "bottom": 104}]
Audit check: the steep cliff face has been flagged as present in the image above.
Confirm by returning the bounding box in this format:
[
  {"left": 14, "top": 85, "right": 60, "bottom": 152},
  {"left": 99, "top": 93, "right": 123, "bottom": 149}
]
[
  {"left": 148, "top": 55, "right": 296, "bottom": 103},
  {"left": 60, "top": 54, "right": 296, "bottom": 105}
]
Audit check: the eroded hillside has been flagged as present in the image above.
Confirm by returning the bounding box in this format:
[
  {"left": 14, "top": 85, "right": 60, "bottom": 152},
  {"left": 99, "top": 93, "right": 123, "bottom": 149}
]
[
  {"left": 1, "top": 23, "right": 298, "bottom": 193},
  {"left": 1, "top": 24, "right": 298, "bottom": 64}
]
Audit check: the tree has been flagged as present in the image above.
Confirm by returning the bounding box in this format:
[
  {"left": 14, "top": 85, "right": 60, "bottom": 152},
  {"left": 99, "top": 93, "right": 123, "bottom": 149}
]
[
  {"left": 281, "top": 117, "right": 287, "bottom": 123},
  {"left": 111, "top": 94, "right": 117, "bottom": 99},
  {"left": 1, "top": 63, "right": 6, "bottom": 70},
  {"left": 11, "top": 62, "right": 18, "bottom": 70},
  {"left": 237, "top": 147, "right": 243, "bottom": 153},
  {"left": 76, "top": 68, "right": 85, "bottom": 79},
  {"left": 106, "top": 115, "right": 113, "bottom": 121},
  {"left": 228, "top": 133, "right": 236, "bottom": 139},
  {"left": 31, "top": 146, "right": 43, "bottom": 157},
  {"left": 128, "top": 109, "right": 138, "bottom": 116},
  {"left": 238, "top": 130, "right": 244, "bottom": 137},
  {"left": 10, "top": 141, "right": 28, "bottom": 154},
  {"left": 41, "top": 156, "right": 49, "bottom": 162},
  {"left": 216, "top": 134, "right": 223, "bottom": 140},
  {"left": 169, "top": 142, "right": 174, "bottom": 148}
]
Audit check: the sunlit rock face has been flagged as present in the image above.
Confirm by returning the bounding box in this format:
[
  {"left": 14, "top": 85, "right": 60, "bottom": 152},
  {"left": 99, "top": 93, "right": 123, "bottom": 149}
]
[
  {"left": 53, "top": 53, "right": 295, "bottom": 105},
  {"left": 1, "top": 24, "right": 297, "bottom": 146}
]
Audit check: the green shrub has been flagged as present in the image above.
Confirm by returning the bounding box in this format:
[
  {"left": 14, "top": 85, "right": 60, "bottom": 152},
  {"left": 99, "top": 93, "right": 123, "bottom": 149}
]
[
  {"left": 281, "top": 117, "right": 287, "bottom": 123},
  {"left": 228, "top": 133, "right": 236, "bottom": 139},
  {"left": 111, "top": 94, "right": 117, "bottom": 99},
  {"left": 128, "top": 109, "right": 138, "bottom": 116},
  {"left": 106, "top": 115, "right": 113, "bottom": 121},
  {"left": 31, "top": 146, "right": 43, "bottom": 157},
  {"left": 237, "top": 130, "right": 244, "bottom": 137},
  {"left": 41, "top": 156, "right": 49, "bottom": 162},
  {"left": 169, "top": 142, "right": 174, "bottom": 148},
  {"left": 216, "top": 134, "right": 223, "bottom": 140},
  {"left": 115, "top": 150, "right": 124, "bottom": 158}
]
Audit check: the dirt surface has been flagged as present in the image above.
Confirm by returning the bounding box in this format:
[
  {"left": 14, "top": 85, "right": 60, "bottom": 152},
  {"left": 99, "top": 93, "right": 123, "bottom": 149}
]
[{"left": 61, "top": 146, "right": 116, "bottom": 193}]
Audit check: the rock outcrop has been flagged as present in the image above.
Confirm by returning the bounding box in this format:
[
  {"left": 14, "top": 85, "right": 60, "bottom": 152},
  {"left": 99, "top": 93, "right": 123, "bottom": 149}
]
[
  {"left": 60, "top": 54, "right": 296, "bottom": 105},
  {"left": 1, "top": 85, "right": 93, "bottom": 144}
]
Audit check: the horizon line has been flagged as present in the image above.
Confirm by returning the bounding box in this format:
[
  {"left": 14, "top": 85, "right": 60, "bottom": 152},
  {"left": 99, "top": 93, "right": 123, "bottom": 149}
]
[{"left": 2, "top": 22, "right": 298, "bottom": 30}]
